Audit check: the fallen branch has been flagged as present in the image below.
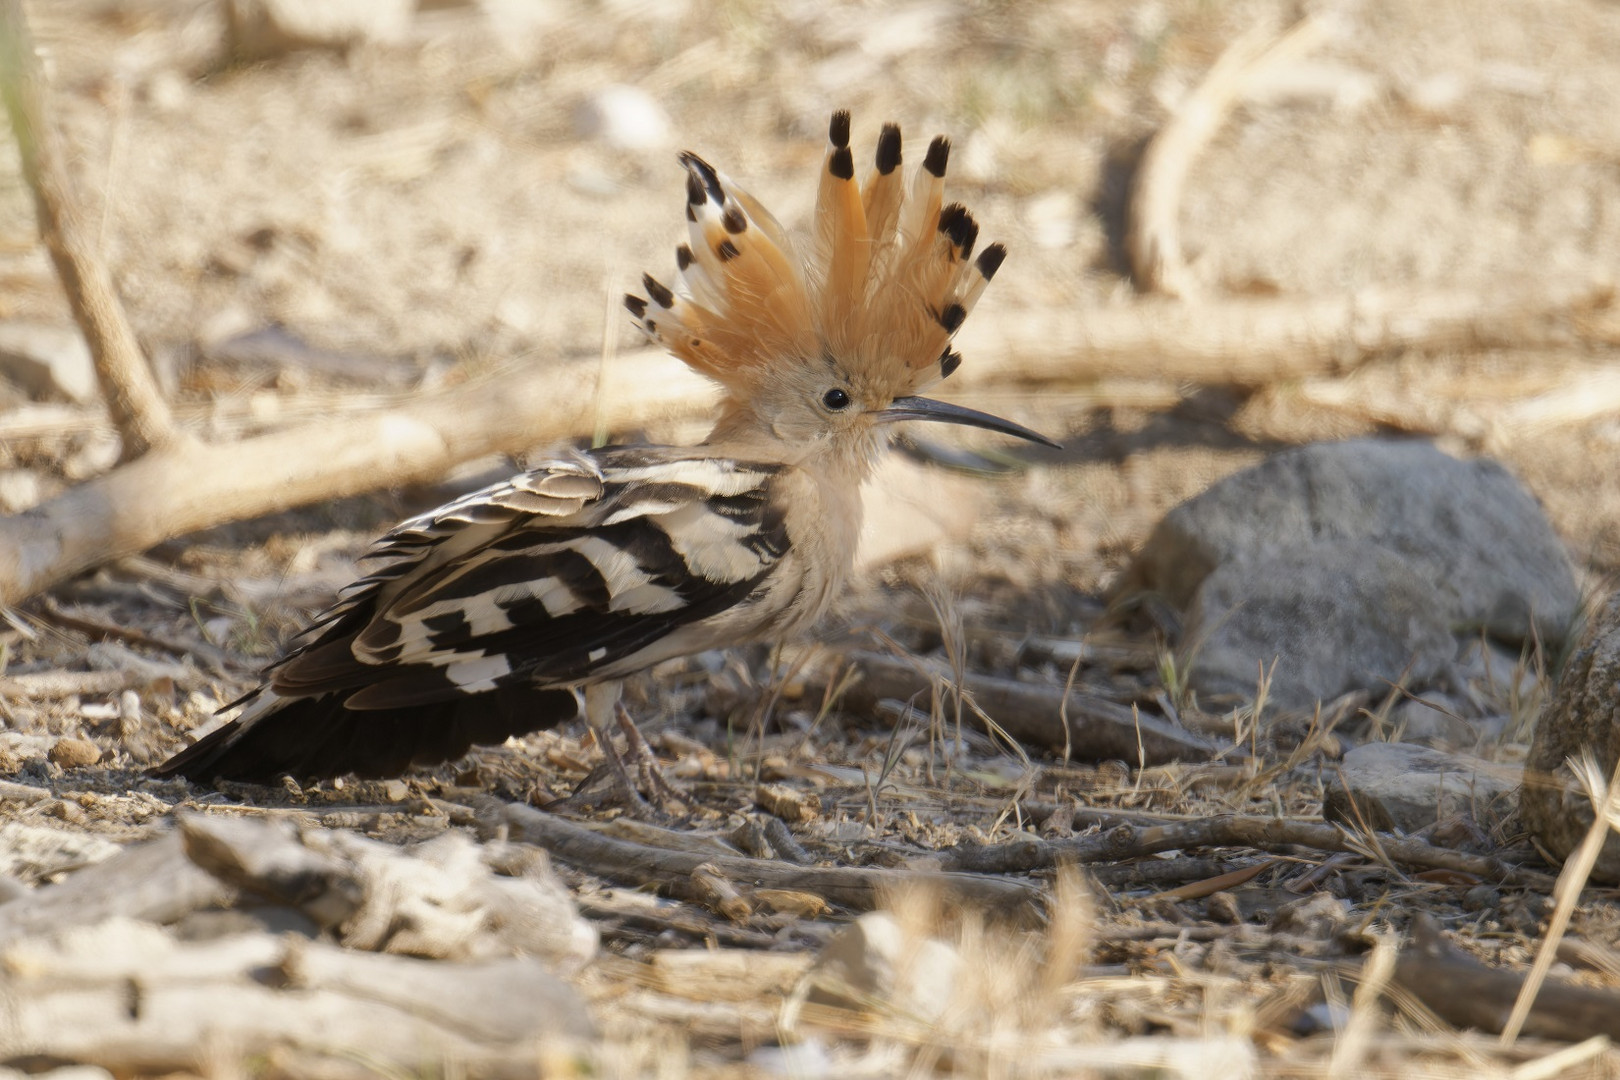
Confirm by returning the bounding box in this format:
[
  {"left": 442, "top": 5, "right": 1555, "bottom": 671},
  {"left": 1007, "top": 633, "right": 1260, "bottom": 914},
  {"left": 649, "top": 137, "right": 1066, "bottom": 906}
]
[
  {"left": 1389, "top": 914, "right": 1620, "bottom": 1041},
  {"left": 843, "top": 650, "right": 1226, "bottom": 766},
  {"left": 0, "top": 348, "right": 713, "bottom": 608},
  {"left": 0, "top": 831, "right": 232, "bottom": 948},
  {"left": 1127, "top": 13, "right": 1334, "bottom": 296},
  {"left": 0, "top": 922, "right": 593, "bottom": 1071},
  {"left": 952, "top": 275, "right": 1617, "bottom": 389},
  {"left": 0, "top": 0, "right": 175, "bottom": 457},
  {"left": 485, "top": 799, "right": 1044, "bottom": 923},
  {"left": 939, "top": 811, "right": 1555, "bottom": 888}
]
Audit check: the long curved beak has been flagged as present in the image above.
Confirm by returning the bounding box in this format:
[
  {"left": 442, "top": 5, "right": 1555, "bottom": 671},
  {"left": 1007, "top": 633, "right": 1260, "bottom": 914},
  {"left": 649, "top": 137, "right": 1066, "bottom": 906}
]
[{"left": 881, "top": 396, "right": 1061, "bottom": 448}]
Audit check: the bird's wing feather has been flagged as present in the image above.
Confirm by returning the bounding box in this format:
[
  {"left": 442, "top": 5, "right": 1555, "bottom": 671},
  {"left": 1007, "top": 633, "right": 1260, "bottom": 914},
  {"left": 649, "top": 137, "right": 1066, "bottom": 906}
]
[{"left": 265, "top": 449, "right": 789, "bottom": 709}]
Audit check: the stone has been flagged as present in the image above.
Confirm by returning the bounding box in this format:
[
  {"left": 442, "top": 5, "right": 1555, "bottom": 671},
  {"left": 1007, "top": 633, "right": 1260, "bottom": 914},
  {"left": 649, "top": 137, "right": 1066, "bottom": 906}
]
[
  {"left": 47, "top": 737, "right": 102, "bottom": 769},
  {"left": 1269, "top": 892, "right": 1350, "bottom": 939},
  {"left": 1389, "top": 692, "right": 1481, "bottom": 749},
  {"left": 804, "top": 911, "right": 960, "bottom": 1022},
  {"left": 1127, "top": 439, "right": 1580, "bottom": 647},
  {"left": 1185, "top": 541, "right": 1457, "bottom": 711},
  {"left": 573, "top": 85, "right": 673, "bottom": 152},
  {"left": 1520, "top": 590, "right": 1620, "bottom": 885},
  {"left": 0, "top": 321, "right": 95, "bottom": 403},
  {"left": 1322, "top": 742, "right": 1520, "bottom": 834},
  {"left": 225, "top": 0, "right": 413, "bottom": 61},
  {"left": 0, "top": 468, "right": 45, "bottom": 513}
]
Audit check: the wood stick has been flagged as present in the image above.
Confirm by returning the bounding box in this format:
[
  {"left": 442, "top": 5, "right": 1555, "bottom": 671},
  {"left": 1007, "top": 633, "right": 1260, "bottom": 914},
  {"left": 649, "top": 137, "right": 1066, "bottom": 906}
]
[
  {"left": 1126, "top": 15, "right": 1333, "bottom": 297},
  {"left": 485, "top": 799, "right": 1044, "bottom": 923},
  {"left": 843, "top": 650, "right": 1228, "bottom": 766},
  {"left": 0, "top": 0, "right": 176, "bottom": 457},
  {"left": 939, "top": 812, "right": 1554, "bottom": 887},
  {"left": 1390, "top": 913, "right": 1620, "bottom": 1041},
  {"left": 0, "top": 831, "right": 233, "bottom": 947},
  {"left": 0, "top": 348, "right": 713, "bottom": 607},
  {"left": 950, "top": 276, "right": 1618, "bottom": 389}
]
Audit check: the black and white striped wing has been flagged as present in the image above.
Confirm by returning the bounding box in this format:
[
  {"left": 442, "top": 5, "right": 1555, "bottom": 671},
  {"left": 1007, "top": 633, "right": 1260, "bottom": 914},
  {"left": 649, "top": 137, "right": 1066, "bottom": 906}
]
[{"left": 263, "top": 449, "right": 790, "bottom": 709}]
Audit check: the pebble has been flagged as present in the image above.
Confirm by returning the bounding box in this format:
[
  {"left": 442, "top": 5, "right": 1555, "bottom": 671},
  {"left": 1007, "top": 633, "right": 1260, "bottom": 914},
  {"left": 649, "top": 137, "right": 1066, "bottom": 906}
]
[{"left": 48, "top": 737, "right": 102, "bottom": 769}]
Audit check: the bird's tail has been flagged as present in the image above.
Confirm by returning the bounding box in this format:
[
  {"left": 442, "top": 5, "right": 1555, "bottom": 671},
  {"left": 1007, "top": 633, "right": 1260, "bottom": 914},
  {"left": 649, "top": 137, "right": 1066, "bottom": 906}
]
[{"left": 151, "top": 686, "right": 579, "bottom": 785}]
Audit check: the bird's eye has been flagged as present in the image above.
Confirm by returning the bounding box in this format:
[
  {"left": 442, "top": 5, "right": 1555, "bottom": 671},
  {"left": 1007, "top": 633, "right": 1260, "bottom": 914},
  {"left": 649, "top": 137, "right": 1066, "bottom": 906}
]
[{"left": 822, "top": 388, "right": 851, "bottom": 411}]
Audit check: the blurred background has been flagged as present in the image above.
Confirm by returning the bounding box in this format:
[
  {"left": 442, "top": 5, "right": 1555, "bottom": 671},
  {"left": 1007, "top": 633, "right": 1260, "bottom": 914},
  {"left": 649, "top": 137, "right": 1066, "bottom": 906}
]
[{"left": 4, "top": 0, "right": 1620, "bottom": 603}]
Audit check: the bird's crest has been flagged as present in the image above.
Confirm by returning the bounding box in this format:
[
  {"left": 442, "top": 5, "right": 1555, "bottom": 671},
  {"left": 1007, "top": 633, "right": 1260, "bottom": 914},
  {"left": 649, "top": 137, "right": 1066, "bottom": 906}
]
[{"left": 625, "top": 111, "right": 1004, "bottom": 399}]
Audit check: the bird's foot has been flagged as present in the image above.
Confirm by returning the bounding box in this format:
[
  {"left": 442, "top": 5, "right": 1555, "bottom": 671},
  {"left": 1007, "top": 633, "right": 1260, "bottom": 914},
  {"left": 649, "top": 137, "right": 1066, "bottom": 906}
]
[
  {"left": 614, "top": 703, "right": 687, "bottom": 812},
  {"left": 561, "top": 708, "right": 686, "bottom": 818}
]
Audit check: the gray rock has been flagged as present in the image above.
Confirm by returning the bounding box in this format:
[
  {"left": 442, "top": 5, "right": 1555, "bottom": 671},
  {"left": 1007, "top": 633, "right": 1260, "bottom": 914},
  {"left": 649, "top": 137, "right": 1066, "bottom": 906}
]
[
  {"left": 1129, "top": 439, "right": 1580, "bottom": 647},
  {"left": 1521, "top": 591, "right": 1620, "bottom": 885},
  {"left": 0, "top": 321, "right": 95, "bottom": 403},
  {"left": 1185, "top": 541, "right": 1456, "bottom": 711},
  {"left": 1458, "top": 637, "right": 1543, "bottom": 703},
  {"left": 1389, "top": 692, "right": 1480, "bottom": 749},
  {"left": 1322, "top": 742, "right": 1520, "bottom": 834},
  {"left": 805, "top": 911, "right": 960, "bottom": 1021}
]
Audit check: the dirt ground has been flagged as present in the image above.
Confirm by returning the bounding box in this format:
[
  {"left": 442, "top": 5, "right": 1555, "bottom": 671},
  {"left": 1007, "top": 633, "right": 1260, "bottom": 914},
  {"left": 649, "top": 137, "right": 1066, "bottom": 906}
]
[{"left": 4, "top": 0, "right": 1620, "bottom": 1076}]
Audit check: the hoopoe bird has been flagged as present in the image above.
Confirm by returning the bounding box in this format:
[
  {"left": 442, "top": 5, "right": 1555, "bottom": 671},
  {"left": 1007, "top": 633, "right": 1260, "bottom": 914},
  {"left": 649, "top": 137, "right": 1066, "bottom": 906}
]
[{"left": 154, "top": 111, "right": 1054, "bottom": 792}]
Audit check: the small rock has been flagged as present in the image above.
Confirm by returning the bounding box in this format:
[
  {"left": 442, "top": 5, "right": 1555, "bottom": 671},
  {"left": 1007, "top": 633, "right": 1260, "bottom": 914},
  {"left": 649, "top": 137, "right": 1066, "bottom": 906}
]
[
  {"left": 755, "top": 782, "right": 819, "bottom": 823},
  {"left": 1270, "top": 892, "right": 1350, "bottom": 939},
  {"left": 805, "top": 911, "right": 960, "bottom": 1021},
  {"left": 1206, "top": 891, "right": 1243, "bottom": 924},
  {"left": 1023, "top": 190, "right": 1080, "bottom": 249},
  {"left": 573, "top": 85, "right": 672, "bottom": 152},
  {"left": 48, "top": 737, "right": 101, "bottom": 769},
  {"left": 1185, "top": 541, "right": 1456, "bottom": 711},
  {"left": 1389, "top": 692, "right": 1479, "bottom": 748},
  {"left": 1126, "top": 439, "right": 1581, "bottom": 648},
  {"left": 1458, "top": 638, "right": 1542, "bottom": 702},
  {"left": 225, "top": 0, "right": 412, "bottom": 61},
  {"left": 1401, "top": 70, "right": 1469, "bottom": 117},
  {"left": 1521, "top": 590, "right": 1620, "bottom": 884},
  {"left": 0, "top": 321, "right": 96, "bottom": 403},
  {"left": 0, "top": 468, "right": 45, "bottom": 512},
  {"left": 1322, "top": 742, "right": 1520, "bottom": 834},
  {"left": 747, "top": 1039, "right": 833, "bottom": 1079}
]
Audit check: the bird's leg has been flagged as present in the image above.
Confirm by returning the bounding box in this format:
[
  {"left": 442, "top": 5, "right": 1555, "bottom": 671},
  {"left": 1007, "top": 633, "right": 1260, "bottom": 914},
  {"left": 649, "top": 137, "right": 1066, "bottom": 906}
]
[
  {"left": 568, "top": 682, "right": 684, "bottom": 815},
  {"left": 573, "top": 681, "right": 653, "bottom": 814},
  {"left": 614, "top": 700, "right": 686, "bottom": 810}
]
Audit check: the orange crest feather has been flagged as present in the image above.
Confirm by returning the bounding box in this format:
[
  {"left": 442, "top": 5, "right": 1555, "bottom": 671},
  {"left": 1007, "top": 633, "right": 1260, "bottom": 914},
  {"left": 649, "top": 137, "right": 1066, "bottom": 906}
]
[{"left": 625, "top": 111, "right": 1005, "bottom": 399}]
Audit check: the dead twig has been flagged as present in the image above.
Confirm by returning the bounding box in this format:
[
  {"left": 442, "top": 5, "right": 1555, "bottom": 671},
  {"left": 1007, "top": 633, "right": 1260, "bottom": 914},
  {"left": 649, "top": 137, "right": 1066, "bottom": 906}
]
[
  {"left": 940, "top": 812, "right": 1554, "bottom": 888},
  {"left": 0, "top": 832, "right": 233, "bottom": 948},
  {"left": 1391, "top": 914, "right": 1620, "bottom": 1042},
  {"left": 1127, "top": 13, "right": 1334, "bottom": 296},
  {"left": 0, "top": 0, "right": 176, "bottom": 457},
  {"left": 844, "top": 650, "right": 1227, "bottom": 766},
  {"left": 36, "top": 597, "right": 251, "bottom": 675},
  {"left": 484, "top": 799, "right": 1044, "bottom": 923}
]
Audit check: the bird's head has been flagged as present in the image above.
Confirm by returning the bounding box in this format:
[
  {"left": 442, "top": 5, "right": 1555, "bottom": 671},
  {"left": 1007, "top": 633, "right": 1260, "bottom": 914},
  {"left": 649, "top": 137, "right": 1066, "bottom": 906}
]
[{"left": 625, "top": 111, "right": 1055, "bottom": 469}]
